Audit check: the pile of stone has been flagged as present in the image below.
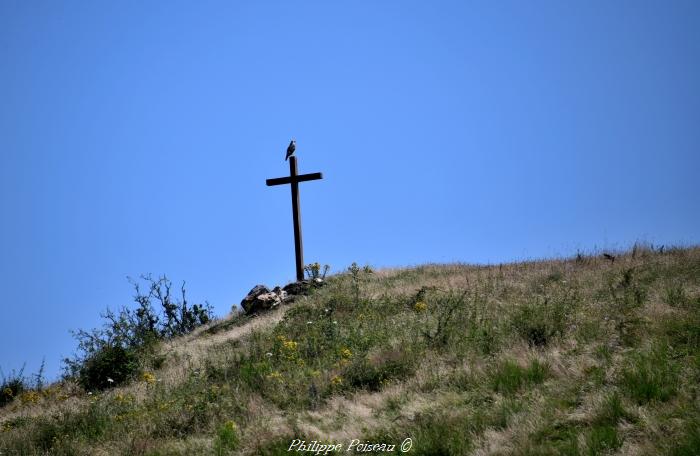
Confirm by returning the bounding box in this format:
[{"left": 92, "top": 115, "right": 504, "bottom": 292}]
[{"left": 240, "top": 278, "right": 324, "bottom": 315}]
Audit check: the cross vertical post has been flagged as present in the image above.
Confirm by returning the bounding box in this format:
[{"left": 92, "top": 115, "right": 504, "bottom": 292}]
[
  {"left": 289, "top": 156, "right": 304, "bottom": 281},
  {"left": 266, "top": 155, "right": 323, "bottom": 282}
]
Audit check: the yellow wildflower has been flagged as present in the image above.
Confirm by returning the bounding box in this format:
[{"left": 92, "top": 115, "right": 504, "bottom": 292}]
[
  {"left": 330, "top": 375, "right": 343, "bottom": 386},
  {"left": 281, "top": 338, "right": 298, "bottom": 360},
  {"left": 414, "top": 301, "right": 428, "bottom": 312},
  {"left": 267, "top": 371, "right": 283, "bottom": 382},
  {"left": 224, "top": 420, "right": 238, "bottom": 432},
  {"left": 142, "top": 372, "right": 157, "bottom": 385},
  {"left": 340, "top": 347, "right": 353, "bottom": 359},
  {"left": 20, "top": 391, "right": 40, "bottom": 404},
  {"left": 41, "top": 387, "right": 56, "bottom": 398}
]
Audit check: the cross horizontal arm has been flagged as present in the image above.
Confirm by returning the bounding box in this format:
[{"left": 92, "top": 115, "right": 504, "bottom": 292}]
[{"left": 266, "top": 172, "right": 323, "bottom": 186}]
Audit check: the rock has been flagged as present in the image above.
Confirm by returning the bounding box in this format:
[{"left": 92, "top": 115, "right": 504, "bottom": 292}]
[
  {"left": 241, "top": 279, "right": 326, "bottom": 315},
  {"left": 273, "top": 286, "right": 292, "bottom": 304},
  {"left": 240, "top": 285, "right": 272, "bottom": 314},
  {"left": 282, "top": 279, "right": 326, "bottom": 297},
  {"left": 241, "top": 284, "right": 295, "bottom": 314},
  {"left": 256, "top": 292, "right": 281, "bottom": 306},
  {"left": 246, "top": 284, "right": 269, "bottom": 298},
  {"left": 283, "top": 280, "right": 312, "bottom": 296}
]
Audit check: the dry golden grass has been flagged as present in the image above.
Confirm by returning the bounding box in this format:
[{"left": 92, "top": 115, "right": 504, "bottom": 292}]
[{"left": 1, "top": 246, "right": 698, "bottom": 455}]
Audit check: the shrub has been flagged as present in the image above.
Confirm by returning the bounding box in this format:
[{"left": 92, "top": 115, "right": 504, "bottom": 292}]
[
  {"left": 0, "top": 366, "right": 26, "bottom": 408},
  {"left": 64, "top": 275, "right": 212, "bottom": 390},
  {"left": 609, "top": 267, "right": 648, "bottom": 311},
  {"left": 422, "top": 290, "right": 467, "bottom": 348},
  {"left": 77, "top": 344, "right": 139, "bottom": 391},
  {"left": 1, "top": 361, "right": 48, "bottom": 409},
  {"left": 132, "top": 274, "right": 212, "bottom": 339},
  {"left": 304, "top": 262, "right": 330, "bottom": 280},
  {"left": 512, "top": 296, "right": 567, "bottom": 347},
  {"left": 347, "top": 262, "right": 373, "bottom": 304}
]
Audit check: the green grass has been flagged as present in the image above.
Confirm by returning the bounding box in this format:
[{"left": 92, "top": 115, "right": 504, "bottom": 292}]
[
  {"left": 586, "top": 424, "right": 621, "bottom": 455},
  {"left": 669, "top": 420, "right": 700, "bottom": 456},
  {"left": 620, "top": 345, "right": 678, "bottom": 404},
  {"left": 2, "top": 246, "right": 700, "bottom": 455},
  {"left": 490, "top": 359, "right": 550, "bottom": 395}
]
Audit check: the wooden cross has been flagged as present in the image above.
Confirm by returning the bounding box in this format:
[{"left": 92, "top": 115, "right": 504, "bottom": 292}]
[{"left": 266, "top": 155, "right": 323, "bottom": 282}]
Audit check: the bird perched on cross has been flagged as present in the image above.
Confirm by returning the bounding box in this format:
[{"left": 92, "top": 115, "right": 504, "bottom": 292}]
[{"left": 285, "top": 139, "right": 296, "bottom": 161}]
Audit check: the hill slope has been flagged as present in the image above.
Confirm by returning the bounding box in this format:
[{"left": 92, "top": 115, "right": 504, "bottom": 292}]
[{"left": 1, "top": 247, "right": 699, "bottom": 455}]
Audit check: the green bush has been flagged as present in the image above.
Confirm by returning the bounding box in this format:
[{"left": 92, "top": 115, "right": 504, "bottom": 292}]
[
  {"left": 77, "top": 344, "right": 140, "bottom": 391},
  {"left": 304, "top": 262, "right": 330, "bottom": 280},
  {"left": 1, "top": 362, "right": 47, "bottom": 409},
  {"left": 0, "top": 367, "right": 26, "bottom": 408},
  {"left": 63, "top": 275, "right": 212, "bottom": 390},
  {"left": 609, "top": 267, "right": 648, "bottom": 311},
  {"left": 422, "top": 290, "right": 468, "bottom": 348},
  {"left": 512, "top": 298, "right": 567, "bottom": 347}
]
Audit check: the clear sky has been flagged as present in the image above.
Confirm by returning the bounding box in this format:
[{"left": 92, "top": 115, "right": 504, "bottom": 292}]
[{"left": 1, "top": 1, "right": 698, "bottom": 382}]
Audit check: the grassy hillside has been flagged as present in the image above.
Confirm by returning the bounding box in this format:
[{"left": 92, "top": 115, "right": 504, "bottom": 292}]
[{"left": 1, "top": 246, "right": 699, "bottom": 455}]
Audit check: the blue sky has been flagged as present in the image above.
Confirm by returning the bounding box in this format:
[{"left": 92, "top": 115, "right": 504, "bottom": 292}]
[{"left": 1, "top": 1, "right": 698, "bottom": 381}]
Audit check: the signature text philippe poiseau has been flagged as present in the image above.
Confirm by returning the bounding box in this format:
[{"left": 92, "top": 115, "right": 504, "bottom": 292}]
[{"left": 288, "top": 438, "right": 413, "bottom": 454}]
